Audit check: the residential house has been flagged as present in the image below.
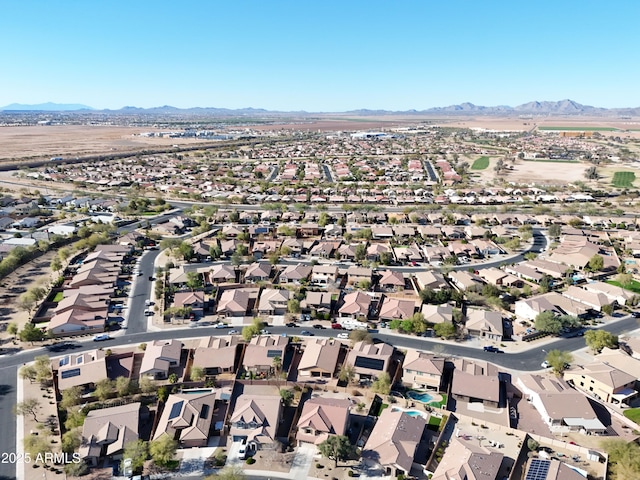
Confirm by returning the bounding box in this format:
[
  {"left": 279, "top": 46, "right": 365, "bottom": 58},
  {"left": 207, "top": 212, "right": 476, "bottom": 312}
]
[
  {"left": 192, "top": 336, "right": 239, "bottom": 375},
  {"left": 242, "top": 335, "right": 289, "bottom": 375},
  {"left": 367, "top": 243, "right": 390, "bottom": 262},
  {"left": 296, "top": 397, "right": 351, "bottom": 446},
  {"left": 229, "top": 394, "right": 282, "bottom": 449},
  {"left": 311, "top": 265, "right": 339, "bottom": 285},
  {"left": 448, "top": 270, "right": 484, "bottom": 291},
  {"left": 564, "top": 362, "right": 638, "bottom": 405},
  {"left": 208, "top": 264, "right": 236, "bottom": 284},
  {"left": 153, "top": 391, "right": 217, "bottom": 447},
  {"left": 414, "top": 271, "right": 448, "bottom": 291},
  {"left": 378, "top": 270, "right": 406, "bottom": 291},
  {"left": 173, "top": 291, "right": 205, "bottom": 318},
  {"left": 298, "top": 338, "right": 342, "bottom": 378},
  {"left": 522, "top": 458, "right": 586, "bottom": 480},
  {"left": 346, "top": 266, "right": 373, "bottom": 286},
  {"left": 564, "top": 285, "right": 611, "bottom": 312},
  {"left": 139, "top": 340, "right": 183, "bottom": 380},
  {"left": 309, "top": 241, "right": 341, "bottom": 259},
  {"left": 243, "top": 262, "right": 272, "bottom": 283},
  {"left": 338, "top": 291, "right": 372, "bottom": 319},
  {"left": 300, "top": 291, "right": 332, "bottom": 314},
  {"left": 583, "top": 281, "right": 634, "bottom": 306},
  {"left": 477, "top": 267, "right": 523, "bottom": 288},
  {"left": 451, "top": 359, "right": 501, "bottom": 408},
  {"left": 216, "top": 288, "right": 252, "bottom": 317},
  {"left": 258, "top": 288, "right": 290, "bottom": 316},
  {"left": 465, "top": 309, "right": 505, "bottom": 341},
  {"left": 378, "top": 297, "right": 416, "bottom": 321},
  {"left": 346, "top": 340, "right": 394, "bottom": 380},
  {"left": 279, "top": 264, "right": 312, "bottom": 284},
  {"left": 421, "top": 304, "right": 453, "bottom": 325},
  {"left": 516, "top": 374, "right": 606, "bottom": 433},
  {"left": 362, "top": 409, "right": 426, "bottom": 477},
  {"left": 402, "top": 351, "right": 445, "bottom": 391},
  {"left": 56, "top": 349, "right": 107, "bottom": 391},
  {"left": 79, "top": 403, "right": 141, "bottom": 466},
  {"left": 432, "top": 437, "right": 503, "bottom": 480}
]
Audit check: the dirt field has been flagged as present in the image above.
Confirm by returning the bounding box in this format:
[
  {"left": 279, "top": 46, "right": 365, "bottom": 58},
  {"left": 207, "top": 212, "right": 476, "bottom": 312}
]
[{"left": 470, "top": 158, "right": 588, "bottom": 185}]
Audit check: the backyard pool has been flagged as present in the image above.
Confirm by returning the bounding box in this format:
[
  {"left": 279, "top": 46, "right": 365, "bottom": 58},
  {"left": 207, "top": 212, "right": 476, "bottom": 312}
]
[
  {"left": 391, "top": 407, "right": 428, "bottom": 419},
  {"left": 407, "top": 390, "right": 433, "bottom": 403}
]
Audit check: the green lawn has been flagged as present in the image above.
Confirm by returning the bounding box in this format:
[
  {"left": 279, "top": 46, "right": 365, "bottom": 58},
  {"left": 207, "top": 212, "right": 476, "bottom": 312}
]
[
  {"left": 429, "top": 393, "right": 448, "bottom": 408},
  {"left": 378, "top": 403, "right": 389, "bottom": 416},
  {"left": 52, "top": 292, "right": 64, "bottom": 302},
  {"left": 612, "top": 171, "right": 636, "bottom": 188},
  {"left": 522, "top": 158, "right": 578, "bottom": 163},
  {"left": 471, "top": 156, "right": 490, "bottom": 170},
  {"left": 607, "top": 280, "right": 640, "bottom": 294},
  {"left": 623, "top": 408, "right": 640, "bottom": 425},
  {"left": 428, "top": 416, "right": 442, "bottom": 427}
]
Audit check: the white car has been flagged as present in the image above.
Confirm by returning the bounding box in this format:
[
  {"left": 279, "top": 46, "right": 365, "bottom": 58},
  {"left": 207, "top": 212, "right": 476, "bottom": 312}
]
[
  {"left": 336, "top": 333, "right": 349, "bottom": 339},
  {"left": 541, "top": 361, "right": 550, "bottom": 368},
  {"left": 92, "top": 334, "right": 111, "bottom": 342},
  {"left": 229, "top": 330, "right": 239, "bottom": 335}
]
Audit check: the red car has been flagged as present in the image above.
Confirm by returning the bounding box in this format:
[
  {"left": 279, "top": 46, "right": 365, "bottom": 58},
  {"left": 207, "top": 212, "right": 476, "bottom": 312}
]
[{"left": 331, "top": 323, "right": 343, "bottom": 330}]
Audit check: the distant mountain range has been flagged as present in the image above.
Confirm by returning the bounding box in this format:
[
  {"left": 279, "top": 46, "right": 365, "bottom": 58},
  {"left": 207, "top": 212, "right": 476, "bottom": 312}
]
[{"left": 1, "top": 99, "right": 639, "bottom": 116}]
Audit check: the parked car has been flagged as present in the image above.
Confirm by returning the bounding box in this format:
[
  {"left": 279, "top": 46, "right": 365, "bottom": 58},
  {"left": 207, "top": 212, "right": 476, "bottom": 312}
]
[
  {"left": 337, "top": 333, "right": 349, "bottom": 339},
  {"left": 260, "top": 329, "right": 270, "bottom": 334},
  {"left": 229, "top": 330, "right": 239, "bottom": 335},
  {"left": 215, "top": 323, "right": 228, "bottom": 329},
  {"left": 541, "top": 361, "right": 550, "bottom": 368},
  {"left": 313, "top": 324, "right": 325, "bottom": 329},
  {"left": 285, "top": 322, "right": 298, "bottom": 328},
  {"left": 238, "top": 439, "right": 248, "bottom": 460},
  {"left": 483, "top": 346, "right": 502, "bottom": 353},
  {"left": 93, "top": 334, "right": 111, "bottom": 342},
  {"left": 331, "top": 323, "right": 343, "bottom": 330},
  {"left": 300, "top": 330, "right": 314, "bottom": 336}
]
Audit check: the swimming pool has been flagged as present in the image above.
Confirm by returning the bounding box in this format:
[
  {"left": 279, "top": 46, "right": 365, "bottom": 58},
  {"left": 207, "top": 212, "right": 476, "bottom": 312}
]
[
  {"left": 407, "top": 390, "right": 433, "bottom": 403},
  {"left": 391, "top": 407, "right": 428, "bottom": 419}
]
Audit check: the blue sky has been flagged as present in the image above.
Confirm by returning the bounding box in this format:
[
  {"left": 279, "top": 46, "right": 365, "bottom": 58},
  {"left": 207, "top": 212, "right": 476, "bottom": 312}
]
[{"left": 1, "top": 1, "right": 638, "bottom": 111}]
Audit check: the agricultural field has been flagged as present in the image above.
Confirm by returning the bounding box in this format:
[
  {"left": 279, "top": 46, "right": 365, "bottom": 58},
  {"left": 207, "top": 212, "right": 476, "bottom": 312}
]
[
  {"left": 612, "top": 171, "right": 636, "bottom": 188},
  {"left": 471, "top": 156, "right": 490, "bottom": 170}
]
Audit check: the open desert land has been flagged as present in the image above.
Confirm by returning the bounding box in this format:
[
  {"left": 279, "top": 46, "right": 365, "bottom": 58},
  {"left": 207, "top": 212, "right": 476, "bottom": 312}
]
[
  {"left": 468, "top": 156, "right": 589, "bottom": 185},
  {"left": 0, "top": 125, "right": 213, "bottom": 162}
]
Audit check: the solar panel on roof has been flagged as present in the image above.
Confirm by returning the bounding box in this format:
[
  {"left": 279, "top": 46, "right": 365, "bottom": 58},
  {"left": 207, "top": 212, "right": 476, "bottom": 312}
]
[
  {"left": 200, "top": 404, "right": 210, "bottom": 419},
  {"left": 168, "top": 400, "right": 184, "bottom": 420},
  {"left": 267, "top": 349, "right": 282, "bottom": 358},
  {"left": 61, "top": 368, "right": 81, "bottom": 379},
  {"left": 354, "top": 356, "right": 385, "bottom": 371},
  {"left": 525, "top": 458, "right": 550, "bottom": 480}
]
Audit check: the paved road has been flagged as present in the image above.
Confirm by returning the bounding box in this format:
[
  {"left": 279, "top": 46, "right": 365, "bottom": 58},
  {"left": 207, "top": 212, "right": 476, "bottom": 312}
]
[
  {"left": 0, "top": 366, "right": 17, "bottom": 479},
  {"left": 125, "top": 250, "right": 160, "bottom": 334}
]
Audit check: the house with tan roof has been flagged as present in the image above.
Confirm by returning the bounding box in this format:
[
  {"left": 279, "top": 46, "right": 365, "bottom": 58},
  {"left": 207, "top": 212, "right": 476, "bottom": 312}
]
[
  {"left": 432, "top": 437, "right": 503, "bottom": 480},
  {"left": 378, "top": 297, "right": 416, "bottom": 321},
  {"left": 243, "top": 262, "right": 272, "bottom": 283},
  {"left": 465, "top": 309, "right": 505, "bottom": 341},
  {"left": 173, "top": 290, "right": 205, "bottom": 317},
  {"left": 347, "top": 265, "right": 373, "bottom": 286},
  {"left": 516, "top": 374, "right": 605, "bottom": 434},
  {"left": 402, "top": 351, "right": 445, "bottom": 391},
  {"left": 279, "top": 263, "right": 312, "bottom": 284},
  {"left": 448, "top": 270, "right": 484, "bottom": 291},
  {"left": 49, "top": 307, "right": 108, "bottom": 336},
  {"left": 378, "top": 270, "right": 406, "bottom": 291},
  {"left": 595, "top": 347, "right": 640, "bottom": 384},
  {"left": 296, "top": 397, "right": 351, "bottom": 446},
  {"left": 564, "top": 361, "right": 638, "bottom": 405},
  {"left": 414, "top": 270, "right": 448, "bottom": 291},
  {"left": 311, "top": 264, "right": 339, "bottom": 285},
  {"left": 451, "top": 359, "right": 502, "bottom": 408},
  {"left": 346, "top": 340, "right": 394, "bottom": 380},
  {"left": 367, "top": 243, "right": 390, "bottom": 261},
  {"left": 216, "top": 288, "right": 253, "bottom": 317},
  {"left": 338, "top": 291, "right": 372, "bottom": 319},
  {"left": 300, "top": 291, "right": 332, "bottom": 313},
  {"left": 298, "top": 338, "right": 341, "bottom": 378},
  {"left": 242, "top": 335, "right": 289, "bottom": 375},
  {"left": 54, "top": 290, "right": 109, "bottom": 315},
  {"left": 477, "top": 267, "right": 523, "bottom": 288},
  {"left": 229, "top": 394, "right": 282, "bottom": 449},
  {"left": 139, "top": 339, "right": 183, "bottom": 380},
  {"left": 421, "top": 304, "right": 453, "bottom": 325},
  {"left": 153, "top": 390, "right": 217, "bottom": 447},
  {"left": 208, "top": 263, "right": 236, "bottom": 284},
  {"left": 583, "top": 281, "right": 634, "bottom": 306},
  {"left": 192, "top": 336, "right": 239, "bottom": 375},
  {"left": 257, "top": 288, "right": 290, "bottom": 316},
  {"left": 79, "top": 402, "right": 141, "bottom": 466},
  {"left": 56, "top": 349, "right": 107, "bottom": 391},
  {"left": 362, "top": 408, "right": 426, "bottom": 477},
  {"left": 563, "top": 285, "right": 611, "bottom": 312}
]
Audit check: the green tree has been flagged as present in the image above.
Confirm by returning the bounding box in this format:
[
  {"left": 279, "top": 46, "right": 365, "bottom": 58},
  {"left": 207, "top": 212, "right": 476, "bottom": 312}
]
[
  {"left": 23, "top": 433, "right": 51, "bottom": 458},
  {"left": 349, "top": 330, "right": 372, "bottom": 344},
  {"left": 317, "top": 435, "right": 354, "bottom": 467},
  {"left": 157, "top": 386, "right": 170, "bottom": 403},
  {"left": 7, "top": 322, "right": 18, "bottom": 338},
  {"left": 548, "top": 224, "right": 562, "bottom": 239},
  {"left": 206, "top": 466, "right": 245, "bottom": 480},
  {"left": 588, "top": 254, "right": 604, "bottom": 272},
  {"left": 19, "top": 323, "right": 45, "bottom": 344},
  {"left": 602, "top": 439, "right": 640, "bottom": 480},
  {"left": 14, "top": 398, "right": 41, "bottom": 422},
  {"left": 371, "top": 372, "right": 392, "bottom": 395},
  {"left": 584, "top": 330, "right": 618, "bottom": 353},
  {"left": 94, "top": 378, "right": 114, "bottom": 401},
  {"left": 617, "top": 273, "right": 634, "bottom": 288},
  {"left": 186, "top": 271, "right": 203, "bottom": 291},
  {"left": 168, "top": 373, "right": 178, "bottom": 384},
  {"left": 601, "top": 303, "right": 614, "bottom": 316},
  {"left": 116, "top": 376, "right": 132, "bottom": 396},
  {"left": 545, "top": 350, "right": 573, "bottom": 375},
  {"left": 279, "top": 388, "right": 294, "bottom": 407},
  {"left": 149, "top": 434, "right": 178, "bottom": 467},
  {"left": 139, "top": 376, "right": 155, "bottom": 394},
  {"left": 62, "top": 429, "right": 81, "bottom": 454},
  {"left": 64, "top": 410, "right": 86, "bottom": 430},
  {"left": 535, "top": 311, "right": 562, "bottom": 334},
  {"left": 61, "top": 386, "right": 83, "bottom": 410},
  {"left": 50, "top": 256, "right": 63, "bottom": 275},
  {"left": 191, "top": 365, "right": 205, "bottom": 381},
  {"left": 287, "top": 298, "right": 301, "bottom": 314},
  {"left": 338, "top": 363, "right": 356, "bottom": 386},
  {"left": 355, "top": 243, "right": 367, "bottom": 261},
  {"left": 122, "top": 439, "right": 149, "bottom": 472},
  {"left": 19, "top": 365, "right": 37, "bottom": 383},
  {"left": 434, "top": 322, "right": 457, "bottom": 339}
]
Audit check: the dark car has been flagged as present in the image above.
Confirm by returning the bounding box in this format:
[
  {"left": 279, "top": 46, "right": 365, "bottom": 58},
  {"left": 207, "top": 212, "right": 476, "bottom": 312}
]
[
  {"left": 312, "top": 324, "right": 325, "bottom": 329},
  {"left": 285, "top": 322, "right": 298, "bottom": 328},
  {"left": 300, "top": 330, "right": 314, "bottom": 336},
  {"left": 483, "top": 346, "right": 500, "bottom": 353}
]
